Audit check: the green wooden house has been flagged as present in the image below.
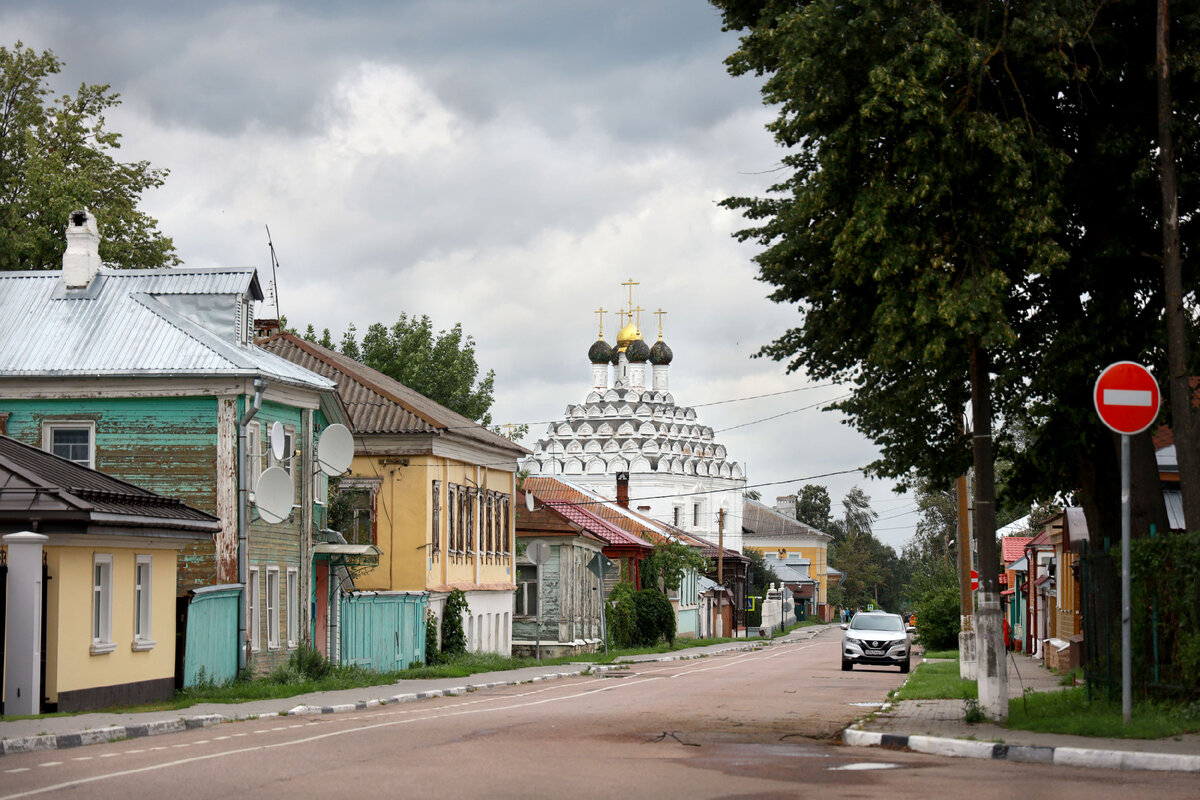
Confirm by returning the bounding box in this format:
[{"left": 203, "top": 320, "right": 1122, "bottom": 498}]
[{"left": 0, "top": 210, "right": 347, "bottom": 676}]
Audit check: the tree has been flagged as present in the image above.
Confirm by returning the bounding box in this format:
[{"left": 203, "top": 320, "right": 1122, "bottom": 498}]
[
  {"left": 339, "top": 315, "right": 496, "bottom": 425},
  {"left": 641, "top": 540, "right": 710, "bottom": 594},
  {"left": 712, "top": 0, "right": 1196, "bottom": 574},
  {"left": 743, "top": 547, "right": 780, "bottom": 598},
  {"left": 0, "top": 42, "right": 178, "bottom": 271},
  {"left": 794, "top": 484, "right": 832, "bottom": 531}
]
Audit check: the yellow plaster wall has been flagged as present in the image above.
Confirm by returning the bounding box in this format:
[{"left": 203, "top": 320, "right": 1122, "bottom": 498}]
[
  {"left": 45, "top": 546, "right": 178, "bottom": 702},
  {"left": 776, "top": 545, "right": 830, "bottom": 603},
  {"left": 352, "top": 454, "right": 516, "bottom": 593}
]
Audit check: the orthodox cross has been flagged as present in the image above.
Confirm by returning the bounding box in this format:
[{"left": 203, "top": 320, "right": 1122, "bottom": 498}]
[
  {"left": 631, "top": 305, "right": 645, "bottom": 328},
  {"left": 594, "top": 307, "right": 608, "bottom": 338},
  {"left": 654, "top": 308, "right": 667, "bottom": 340},
  {"left": 621, "top": 277, "right": 640, "bottom": 323}
]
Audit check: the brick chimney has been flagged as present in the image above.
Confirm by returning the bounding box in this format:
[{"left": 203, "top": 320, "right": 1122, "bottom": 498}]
[
  {"left": 62, "top": 209, "right": 101, "bottom": 289},
  {"left": 616, "top": 472, "right": 629, "bottom": 508}
]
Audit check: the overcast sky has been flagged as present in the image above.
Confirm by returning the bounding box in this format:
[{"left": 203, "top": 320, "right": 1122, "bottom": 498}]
[{"left": 4, "top": 1, "right": 923, "bottom": 549}]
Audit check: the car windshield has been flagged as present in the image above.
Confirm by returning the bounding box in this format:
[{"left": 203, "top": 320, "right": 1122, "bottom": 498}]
[{"left": 849, "top": 614, "right": 904, "bottom": 632}]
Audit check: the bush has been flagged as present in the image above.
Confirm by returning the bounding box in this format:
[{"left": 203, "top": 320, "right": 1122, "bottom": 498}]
[
  {"left": 633, "top": 588, "right": 675, "bottom": 647},
  {"left": 913, "top": 582, "right": 961, "bottom": 651},
  {"left": 441, "top": 588, "right": 469, "bottom": 656},
  {"left": 608, "top": 581, "right": 638, "bottom": 649},
  {"left": 425, "top": 608, "right": 443, "bottom": 665},
  {"left": 268, "top": 641, "right": 331, "bottom": 684}
]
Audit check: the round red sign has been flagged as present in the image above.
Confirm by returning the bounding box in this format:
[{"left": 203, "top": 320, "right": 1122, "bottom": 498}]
[
  {"left": 970, "top": 569, "right": 978, "bottom": 592},
  {"left": 1094, "top": 361, "right": 1160, "bottom": 435}
]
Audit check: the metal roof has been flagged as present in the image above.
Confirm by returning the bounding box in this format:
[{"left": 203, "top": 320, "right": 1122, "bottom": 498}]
[
  {"left": 258, "top": 333, "right": 526, "bottom": 454},
  {"left": 0, "top": 434, "right": 219, "bottom": 536},
  {"left": 741, "top": 499, "right": 832, "bottom": 541},
  {"left": 0, "top": 268, "right": 334, "bottom": 391},
  {"left": 522, "top": 476, "right": 656, "bottom": 549}
]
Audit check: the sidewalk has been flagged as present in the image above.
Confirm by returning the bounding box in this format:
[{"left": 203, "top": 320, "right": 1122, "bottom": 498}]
[
  {"left": 0, "top": 627, "right": 821, "bottom": 757},
  {"left": 846, "top": 650, "right": 1200, "bottom": 773}
]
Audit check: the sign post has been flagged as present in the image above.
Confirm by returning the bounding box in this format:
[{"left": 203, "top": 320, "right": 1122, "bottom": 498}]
[{"left": 1094, "top": 361, "right": 1161, "bottom": 725}]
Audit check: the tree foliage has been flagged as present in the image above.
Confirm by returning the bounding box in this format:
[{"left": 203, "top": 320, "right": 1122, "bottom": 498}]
[
  {"left": 440, "top": 588, "right": 470, "bottom": 657},
  {"left": 743, "top": 547, "right": 780, "bottom": 598},
  {"left": 641, "top": 540, "right": 710, "bottom": 594},
  {"left": 0, "top": 42, "right": 178, "bottom": 271},
  {"left": 794, "top": 484, "right": 832, "bottom": 530},
  {"left": 336, "top": 314, "right": 497, "bottom": 425},
  {"left": 712, "top": 0, "right": 1200, "bottom": 548}
]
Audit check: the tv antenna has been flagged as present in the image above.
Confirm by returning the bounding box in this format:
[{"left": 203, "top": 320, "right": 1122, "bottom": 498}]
[{"left": 265, "top": 224, "right": 282, "bottom": 319}]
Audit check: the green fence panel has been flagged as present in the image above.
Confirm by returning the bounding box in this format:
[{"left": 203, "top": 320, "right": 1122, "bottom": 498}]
[
  {"left": 183, "top": 585, "right": 241, "bottom": 687},
  {"left": 340, "top": 592, "right": 428, "bottom": 672}
]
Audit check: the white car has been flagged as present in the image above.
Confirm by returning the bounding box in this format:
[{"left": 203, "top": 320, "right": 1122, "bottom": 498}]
[{"left": 841, "top": 611, "right": 914, "bottom": 673}]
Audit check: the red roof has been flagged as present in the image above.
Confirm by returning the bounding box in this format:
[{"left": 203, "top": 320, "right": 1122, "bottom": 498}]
[
  {"left": 524, "top": 476, "right": 659, "bottom": 549},
  {"left": 543, "top": 500, "right": 652, "bottom": 549},
  {"left": 1001, "top": 536, "right": 1034, "bottom": 564}
]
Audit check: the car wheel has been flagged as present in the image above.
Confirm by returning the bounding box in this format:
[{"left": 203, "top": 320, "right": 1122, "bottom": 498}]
[
  {"left": 900, "top": 656, "right": 910, "bottom": 674},
  {"left": 841, "top": 659, "right": 852, "bottom": 671}
]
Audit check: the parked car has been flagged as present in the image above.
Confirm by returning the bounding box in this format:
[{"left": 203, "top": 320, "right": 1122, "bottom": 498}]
[{"left": 841, "top": 611, "right": 914, "bottom": 673}]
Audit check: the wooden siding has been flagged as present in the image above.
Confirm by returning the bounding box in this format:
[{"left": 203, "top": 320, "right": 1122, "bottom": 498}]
[
  {"left": 183, "top": 586, "right": 241, "bottom": 687},
  {"left": 339, "top": 592, "right": 428, "bottom": 671}
]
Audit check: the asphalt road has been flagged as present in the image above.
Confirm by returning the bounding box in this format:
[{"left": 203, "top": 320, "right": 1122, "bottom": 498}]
[{"left": 3, "top": 628, "right": 1195, "bottom": 799}]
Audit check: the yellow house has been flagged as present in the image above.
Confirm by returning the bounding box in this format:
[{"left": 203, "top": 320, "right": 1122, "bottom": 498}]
[
  {"left": 259, "top": 334, "right": 528, "bottom": 655},
  {"left": 0, "top": 434, "right": 218, "bottom": 713},
  {"left": 742, "top": 498, "right": 834, "bottom": 621}
]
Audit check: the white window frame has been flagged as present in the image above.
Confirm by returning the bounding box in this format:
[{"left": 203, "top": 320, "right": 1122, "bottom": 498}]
[
  {"left": 91, "top": 554, "right": 115, "bottom": 655},
  {"left": 43, "top": 420, "right": 96, "bottom": 469},
  {"left": 246, "top": 420, "right": 263, "bottom": 489},
  {"left": 286, "top": 567, "right": 299, "bottom": 648},
  {"left": 132, "top": 554, "right": 155, "bottom": 651},
  {"left": 248, "top": 567, "right": 261, "bottom": 652},
  {"left": 266, "top": 566, "right": 280, "bottom": 650}
]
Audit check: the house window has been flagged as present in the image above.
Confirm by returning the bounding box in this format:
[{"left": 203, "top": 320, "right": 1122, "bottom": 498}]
[
  {"left": 44, "top": 421, "right": 95, "bottom": 469},
  {"left": 693, "top": 502, "right": 701, "bottom": 527},
  {"left": 286, "top": 567, "right": 299, "bottom": 648},
  {"left": 267, "top": 567, "right": 280, "bottom": 649},
  {"left": 447, "top": 485, "right": 457, "bottom": 553},
  {"left": 485, "top": 493, "right": 494, "bottom": 555},
  {"left": 432, "top": 481, "right": 441, "bottom": 556},
  {"left": 515, "top": 564, "right": 538, "bottom": 616},
  {"left": 330, "top": 484, "right": 375, "bottom": 546},
  {"left": 502, "top": 498, "right": 510, "bottom": 554},
  {"left": 91, "top": 554, "right": 115, "bottom": 655},
  {"left": 246, "top": 420, "right": 263, "bottom": 488},
  {"left": 466, "top": 490, "right": 477, "bottom": 555},
  {"left": 248, "top": 567, "right": 261, "bottom": 651},
  {"left": 133, "top": 555, "right": 155, "bottom": 651}
]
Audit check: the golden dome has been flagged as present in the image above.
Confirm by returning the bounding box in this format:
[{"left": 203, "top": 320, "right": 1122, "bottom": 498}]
[{"left": 616, "top": 321, "right": 643, "bottom": 352}]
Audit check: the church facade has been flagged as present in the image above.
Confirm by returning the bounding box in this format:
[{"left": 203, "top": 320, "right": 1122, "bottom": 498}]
[{"left": 523, "top": 287, "right": 747, "bottom": 553}]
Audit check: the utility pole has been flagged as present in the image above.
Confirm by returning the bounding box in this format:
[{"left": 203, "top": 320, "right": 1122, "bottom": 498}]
[
  {"left": 957, "top": 471, "right": 977, "bottom": 679},
  {"left": 717, "top": 508, "right": 725, "bottom": 638}
]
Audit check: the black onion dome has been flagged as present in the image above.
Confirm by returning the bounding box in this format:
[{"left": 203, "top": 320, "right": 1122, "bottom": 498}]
[
  {"left": 649, "top": 339, "right": 673, "bottom": 365},
  {"left": 610, "top": 347, "right": 620, "bottom": 365},
  {"left": 588, "top": 339, "right": 613, "bottom": 364},
  {"left": 626, "top": 338, "right": 651, "bottom": 363}
]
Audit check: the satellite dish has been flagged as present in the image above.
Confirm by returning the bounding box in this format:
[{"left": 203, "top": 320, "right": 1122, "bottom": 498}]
[
  {"left": 525, "top": 491, "right": 535, "bottom": 513},
  {"left": 316, "top": 423, "right": 354, "bottom": 476},
  {"left": 254, "top": 466, "right": 294, "bottom": 523},
  {"left": 269, "top": 421, "right": 287, "bottom": 462}
]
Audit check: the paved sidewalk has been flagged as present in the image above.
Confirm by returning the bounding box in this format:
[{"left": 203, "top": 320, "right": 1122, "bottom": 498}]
[
  {"left": 0, "top": 627, "right": 821, "bottom": 756},
  {"left": 846, "top": 650, "right": 1200, "bottom": 773}
]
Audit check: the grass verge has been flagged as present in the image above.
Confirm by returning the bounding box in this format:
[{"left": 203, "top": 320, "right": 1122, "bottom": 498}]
[
  {"left": 1006, "top": 688, "right": 1200, "bottom": 739},
  {"left": 890, "top": 659, "right": 977, "bottom": 701},
  {"left": 921, "top": 649, "right": 959, "bottom": 660}
]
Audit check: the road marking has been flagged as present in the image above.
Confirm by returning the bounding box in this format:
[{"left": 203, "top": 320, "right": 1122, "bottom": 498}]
[
  {"left": 5, "top": 769, "right": 30, "bottom": 774},
  {"left": 125, "top": 750, "right": 144, "bottom": 755},
  {"left": 99, "top": 754, "right": 120, "bottom": 759},
  {"left": 35, "top": 763, "right": 61, "bottom": 768},
  {"left": 70, "top": 757, "right": 92, "bottom": 762},
  {"left": 828, "top": 762, "right": 900, "bottom": 771}
]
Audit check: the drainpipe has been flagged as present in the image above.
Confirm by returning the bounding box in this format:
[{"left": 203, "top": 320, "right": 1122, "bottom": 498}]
[{"left": 238, "top": 378, "right": 267, "bottom": 672}]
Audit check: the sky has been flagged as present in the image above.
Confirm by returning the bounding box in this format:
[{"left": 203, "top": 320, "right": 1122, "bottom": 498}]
[{"left": 2, "top": 1, "right": 922, "bottom": 549}]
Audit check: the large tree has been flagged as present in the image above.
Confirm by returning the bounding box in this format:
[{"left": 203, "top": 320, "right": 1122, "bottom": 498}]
[
  {"left": 340, "top": 314, "right": 497, "bottom": 425},
  {"left": 712, "top": 0, "right": 1199, "bottom": 552},
  {"left": 794, "top": 483, "right": 832, "bottom": 531},
  {"left": 0, "top": 42, "right": 177, "bottom": 271}
]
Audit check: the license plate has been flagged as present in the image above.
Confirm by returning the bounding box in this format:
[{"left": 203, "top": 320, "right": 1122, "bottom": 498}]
[{"left": 865, "top": 649, "right": 884, "bottom": 656}]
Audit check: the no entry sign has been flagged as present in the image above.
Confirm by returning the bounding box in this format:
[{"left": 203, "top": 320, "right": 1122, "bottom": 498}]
[
  {"left": 970, "top": 569, "right": 979, "bottom": 592},
  {"left": 1094, "top": 361, "right": 1160, "bottom": 435}
]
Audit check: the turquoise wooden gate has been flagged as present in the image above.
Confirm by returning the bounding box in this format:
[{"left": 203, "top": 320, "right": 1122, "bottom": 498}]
[
  {"left": 340, "top": 591, "right": 427, "bottom": 672},
  {"left": 182, "top": 584, "right": 241, "bottom": 687}
]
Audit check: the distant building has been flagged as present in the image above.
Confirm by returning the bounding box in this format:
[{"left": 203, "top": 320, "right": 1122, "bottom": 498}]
[{"left": 523, "top": 285, "right": 746, "bottom": 551}]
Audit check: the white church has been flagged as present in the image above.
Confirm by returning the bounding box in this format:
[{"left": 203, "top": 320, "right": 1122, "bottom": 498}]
[{"left": 523, "top": 282, "right": 747, "bottom": 552}]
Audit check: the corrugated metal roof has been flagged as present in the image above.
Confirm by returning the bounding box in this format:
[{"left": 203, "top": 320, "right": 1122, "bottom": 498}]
[
  {"left": 523, "top": 476, "right": 656, "bottom": 548},
  {"left": 0, "top": 269, "right": 333, "bottom": 391},
  {"left": 742, "top": 499, "right": 831, "bottom": 540},
  {"left": 0, "top": 434, "right": 218, "bottom": 533},
  {"left": 259, "top": 333, "right": 527, "bottom": 454},
  {"left": 1001, "top": 536, "right": 1034, "bottom": 564}
]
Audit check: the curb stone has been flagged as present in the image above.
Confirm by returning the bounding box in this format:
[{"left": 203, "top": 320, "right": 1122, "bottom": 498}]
[{"left": 842, "top": 725, "right": 1200, "bottom": 774}]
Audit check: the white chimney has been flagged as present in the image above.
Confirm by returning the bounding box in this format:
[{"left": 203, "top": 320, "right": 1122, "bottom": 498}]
[{"left": 62, "top": 209, "right": 101, "bottom": 288}]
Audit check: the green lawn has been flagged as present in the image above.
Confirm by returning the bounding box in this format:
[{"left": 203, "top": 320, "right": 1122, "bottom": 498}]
[{"left": 891, "top": 659, "right": 977, "bottom": 701}]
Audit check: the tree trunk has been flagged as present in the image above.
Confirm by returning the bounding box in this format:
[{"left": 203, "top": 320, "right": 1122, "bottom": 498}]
[
  {"left": 969, "top": 343, "right": 1007, "bottom": 720},
  {"left": 1158, "top": 0, "right": 1200, "bottom": 532}
]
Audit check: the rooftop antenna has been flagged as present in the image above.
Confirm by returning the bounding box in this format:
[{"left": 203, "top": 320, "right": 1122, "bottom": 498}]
[{"left": 265, "top": 224, "right": 282, "bottom": 319}]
